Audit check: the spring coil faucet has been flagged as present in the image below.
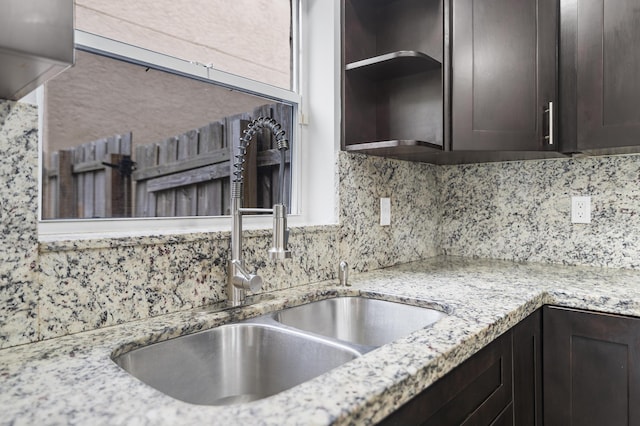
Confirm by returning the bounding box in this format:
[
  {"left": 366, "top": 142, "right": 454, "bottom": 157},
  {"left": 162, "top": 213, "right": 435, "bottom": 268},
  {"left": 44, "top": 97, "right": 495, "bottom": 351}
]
[
  {"left": 228, "top": 117, "right": 291, "bottom": 306},
  {"left": 234, "top": 117, "right": 289, "bottom": 186}
]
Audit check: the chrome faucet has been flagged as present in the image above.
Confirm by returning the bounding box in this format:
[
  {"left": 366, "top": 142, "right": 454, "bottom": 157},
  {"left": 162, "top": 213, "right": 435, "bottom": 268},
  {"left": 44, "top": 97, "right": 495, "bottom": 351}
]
[{"left": 228, "top": 117, "right": 291, "bottom": 306}]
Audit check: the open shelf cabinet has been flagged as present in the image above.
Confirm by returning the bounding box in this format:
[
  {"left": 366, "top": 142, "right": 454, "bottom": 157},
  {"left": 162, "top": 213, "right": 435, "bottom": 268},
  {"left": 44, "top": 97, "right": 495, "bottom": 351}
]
[{"left": 342, "top": 0, "right": 444, "bottom": 160}]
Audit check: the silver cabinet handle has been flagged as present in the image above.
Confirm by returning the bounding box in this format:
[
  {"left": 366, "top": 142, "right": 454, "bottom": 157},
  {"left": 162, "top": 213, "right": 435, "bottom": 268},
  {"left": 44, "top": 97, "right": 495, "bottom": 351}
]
[{"left": 544, "top": 101, "right": 554, "bottom": 146}]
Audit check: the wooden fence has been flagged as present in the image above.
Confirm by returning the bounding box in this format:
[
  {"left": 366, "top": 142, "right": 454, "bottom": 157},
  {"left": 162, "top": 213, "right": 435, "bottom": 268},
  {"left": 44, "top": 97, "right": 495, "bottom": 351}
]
[
  {"left": 44, "top": 103, "right": 292, "bottom": 219},
  {"left": 45, "top": 133, "right": 133, "bottom": 219}
]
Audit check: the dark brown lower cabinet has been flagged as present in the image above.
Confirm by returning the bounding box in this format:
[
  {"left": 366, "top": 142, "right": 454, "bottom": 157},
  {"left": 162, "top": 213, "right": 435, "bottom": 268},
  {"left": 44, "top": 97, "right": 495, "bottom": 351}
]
[
  {"left": 379, "top": 310, "right": 542, "bottom": 425},
  {"left": 512, "top": 310, "right": 542, "bottom": 426},
  {"left": 543, "top": 306, "right": 640, "bottom": 426},
  {"left": 380, "top": 306, "right": 640, "bottom": 425}
]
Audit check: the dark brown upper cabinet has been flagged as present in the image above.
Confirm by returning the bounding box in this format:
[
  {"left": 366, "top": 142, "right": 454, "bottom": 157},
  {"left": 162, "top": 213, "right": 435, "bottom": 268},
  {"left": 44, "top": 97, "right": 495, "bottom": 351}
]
[
  {"left": 560, "top": 0, "right": 640, "bottom": 154},
  {"left": 342, "top": 0, "right": 640, "bottom": 163},
  {"left": 341, "top": 0, "right": 445, "bottom": 162},
  {"left": 340, "top": 0, "right": 563, "bottom": 164},
  {"left": 450, "top": 0, "right": 558, "bottom": 153}
]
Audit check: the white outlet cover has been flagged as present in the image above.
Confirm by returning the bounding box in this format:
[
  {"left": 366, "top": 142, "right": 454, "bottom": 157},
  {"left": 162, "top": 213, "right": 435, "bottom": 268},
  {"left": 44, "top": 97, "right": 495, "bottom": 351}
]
[
  {"left": 571, "top": 196, "right": 591, "bottom": 224},
  {"left": 380, "top": 198, "right": 391, "bottom": 226}
]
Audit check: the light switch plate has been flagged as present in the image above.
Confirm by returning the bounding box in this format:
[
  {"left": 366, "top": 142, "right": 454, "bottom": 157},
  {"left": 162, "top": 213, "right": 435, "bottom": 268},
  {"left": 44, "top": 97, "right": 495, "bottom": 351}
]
[
  {"left": 571, "top": 196, "right": 591, "bottom": 224},
  {"left": 380, "top": 198, "right": 391, "bottom": 226}
]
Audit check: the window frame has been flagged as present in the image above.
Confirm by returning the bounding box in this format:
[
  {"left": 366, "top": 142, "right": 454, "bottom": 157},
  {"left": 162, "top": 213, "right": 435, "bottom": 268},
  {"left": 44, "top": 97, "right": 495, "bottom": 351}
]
[{"left": 38, "top": 0, "right": 341, "bottom": 242}]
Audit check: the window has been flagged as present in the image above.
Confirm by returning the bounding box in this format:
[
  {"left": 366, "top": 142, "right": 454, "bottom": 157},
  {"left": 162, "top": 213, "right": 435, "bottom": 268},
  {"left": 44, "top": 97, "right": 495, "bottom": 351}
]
[
  {"left": 41, "top": 1, "right": 299, "bottom": 221},
  {"left": 38, "top": 0, "right": 340, "bottom": 239}
]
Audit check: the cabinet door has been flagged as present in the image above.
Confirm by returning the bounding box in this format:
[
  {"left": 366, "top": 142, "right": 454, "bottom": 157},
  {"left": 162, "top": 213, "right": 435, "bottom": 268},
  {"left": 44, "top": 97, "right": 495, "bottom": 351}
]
[
  {"left": 561, "top": 0, "right": 640, "bottom": 152},
  {"left": 379, "top": 331, "right": 513, "bottom": 426},
  {"left": 543, "top": 306, "right": 640, "bottom": 426},
  {"left": 451, "top": 0, "right": 557, "bottom": 151}
]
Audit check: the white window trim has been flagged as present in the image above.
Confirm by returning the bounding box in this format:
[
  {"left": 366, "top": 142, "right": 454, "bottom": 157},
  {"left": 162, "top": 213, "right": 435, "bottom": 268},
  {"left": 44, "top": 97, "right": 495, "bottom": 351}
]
[{"left": 38, "top": 0, "right": 340, "bottom": 242}]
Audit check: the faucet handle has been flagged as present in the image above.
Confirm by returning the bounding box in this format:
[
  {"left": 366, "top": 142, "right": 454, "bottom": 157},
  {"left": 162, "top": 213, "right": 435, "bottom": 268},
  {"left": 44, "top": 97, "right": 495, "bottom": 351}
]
[
  {"left": 231, "top": 260, "right": 263, "bottom": 292},
  {"left": 239, "top": 272, "right": 263, "bottom": 293}
]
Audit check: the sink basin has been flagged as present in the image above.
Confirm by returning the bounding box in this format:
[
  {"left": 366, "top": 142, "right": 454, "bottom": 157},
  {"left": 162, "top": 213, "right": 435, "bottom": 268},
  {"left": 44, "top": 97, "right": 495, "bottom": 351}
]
[
  {"left": 271, "top": 297, "right": 446, "bottom": 347},
  {"left": 113, "top": 323, "right": 359, "bottom": 406}
]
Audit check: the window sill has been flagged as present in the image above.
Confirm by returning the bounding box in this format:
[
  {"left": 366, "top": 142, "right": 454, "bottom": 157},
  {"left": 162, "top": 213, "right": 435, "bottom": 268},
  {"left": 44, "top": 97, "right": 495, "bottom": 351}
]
[{"left": 38, "top": 217, "right": 339, "bottom": 252}]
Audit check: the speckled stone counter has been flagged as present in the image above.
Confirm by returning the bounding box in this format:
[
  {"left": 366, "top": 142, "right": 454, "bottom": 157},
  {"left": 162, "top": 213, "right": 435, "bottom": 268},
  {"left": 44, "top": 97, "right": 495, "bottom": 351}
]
[{"left": 3, "top": 256, "right": 640, "bottom": 426}]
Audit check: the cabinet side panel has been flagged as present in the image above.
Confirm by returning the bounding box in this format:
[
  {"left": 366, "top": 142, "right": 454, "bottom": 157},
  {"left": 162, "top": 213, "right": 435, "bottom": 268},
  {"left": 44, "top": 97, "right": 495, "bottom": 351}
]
[
  {"left": 344, "top": 75, "right": 381, "bottom": 144},
  {"left": 377, "top": 0, "right": 444, "bottom": 62},
  {"left": 343, "top": 0, "right": 377, "bottom": 63},
  {"left": 388, "top": 71, "right": 443, "bottom": 144},
  {"left": 512, "top": 309, "right": 542, "bottom": 426}
]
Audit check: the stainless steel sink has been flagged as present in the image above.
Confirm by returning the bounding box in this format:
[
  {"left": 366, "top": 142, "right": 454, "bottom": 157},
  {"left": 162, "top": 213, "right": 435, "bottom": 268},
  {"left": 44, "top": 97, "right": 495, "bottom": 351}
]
[
  {"left": 271, "top": 297, "right": 446, "bottom": 347},
  {"left": 113, "top": 323, "right": 360, "bottom": 406},
  {"left": 114, "top": 295, "right": 446, "bottom": 406}
]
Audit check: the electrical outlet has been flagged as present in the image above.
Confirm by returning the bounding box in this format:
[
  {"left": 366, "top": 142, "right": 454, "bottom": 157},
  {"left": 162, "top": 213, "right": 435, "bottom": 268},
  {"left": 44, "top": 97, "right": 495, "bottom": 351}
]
[
  {"left": 380, "top": 198, "right": 391, "bottom": 226},
  {"left": 571, "top": 196, "right": 591, "bottom": 224}
]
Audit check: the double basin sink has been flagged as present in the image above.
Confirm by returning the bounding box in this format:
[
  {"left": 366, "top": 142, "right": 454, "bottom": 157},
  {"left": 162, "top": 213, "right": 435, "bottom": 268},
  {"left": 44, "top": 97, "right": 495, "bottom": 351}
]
[{"left": 113, "top": 296, "right": 446, "bottom": 406}]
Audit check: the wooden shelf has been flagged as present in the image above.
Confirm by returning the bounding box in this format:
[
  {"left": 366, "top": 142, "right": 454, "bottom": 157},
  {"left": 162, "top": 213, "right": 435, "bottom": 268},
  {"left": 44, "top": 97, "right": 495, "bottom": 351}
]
[
  {"left": 346, "top": 51, "right": 441, "bottom": 80},
  {"left": 345, "top": 140, "right": 443, "bottom": 161}
]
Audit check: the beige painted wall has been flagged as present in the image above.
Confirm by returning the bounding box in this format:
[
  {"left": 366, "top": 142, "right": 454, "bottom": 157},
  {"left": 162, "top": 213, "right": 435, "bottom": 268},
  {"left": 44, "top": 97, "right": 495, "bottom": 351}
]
[
  {"left": 45, "top": 0, "right": 293, "bottom": 156},
  {"left": 44, "top": 50, "right": 270, "bottom": 156},
  {"left": 75, "top": 0, "right": 292, "bottom": 88}
]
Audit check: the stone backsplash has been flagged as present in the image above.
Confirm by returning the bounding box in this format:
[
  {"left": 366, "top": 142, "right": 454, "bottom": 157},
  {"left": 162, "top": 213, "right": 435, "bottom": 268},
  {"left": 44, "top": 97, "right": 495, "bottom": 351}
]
[
  {"left": 338, "top": 152, "right": 440, "bottom": 272},
  {"left": 2, "top": 98, "right": 640, "bottom": 349},
  {"left": 0, "top": 101, "right": 39, "bottom": 349},
  {"left": 0, "top": 100, "right": 439, "bottom": 348},
  {"left": 439, "top": 155, "right": 640, "bottom": 269}
]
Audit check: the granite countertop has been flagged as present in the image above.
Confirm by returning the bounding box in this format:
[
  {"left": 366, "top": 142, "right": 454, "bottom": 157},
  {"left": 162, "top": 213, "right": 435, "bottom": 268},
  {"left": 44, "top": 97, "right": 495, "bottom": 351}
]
[{"left": 3, "top": 256, "right": 640, "bottom": 425}]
